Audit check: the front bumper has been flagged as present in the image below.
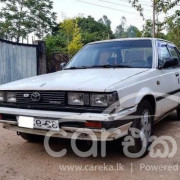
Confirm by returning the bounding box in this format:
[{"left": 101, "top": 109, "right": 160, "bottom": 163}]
[{"left": 0, "top": 106, "right": 137, "bottom": 141}]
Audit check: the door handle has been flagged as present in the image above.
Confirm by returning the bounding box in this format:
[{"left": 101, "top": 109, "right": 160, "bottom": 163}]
[{"left": 175, "top": 73, "right": 179, "bottom": 77}]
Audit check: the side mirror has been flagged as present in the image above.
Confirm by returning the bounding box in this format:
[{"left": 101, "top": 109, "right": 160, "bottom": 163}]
[
  {"left": 159, "top": 58, "right": 179, "bottom": 69},
  {"left": 60, "top": 62, "right": 67, "bottom": 70}
]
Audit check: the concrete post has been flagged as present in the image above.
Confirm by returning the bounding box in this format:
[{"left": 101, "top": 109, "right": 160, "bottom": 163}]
[{"left": 33, "top": 40, "right": 47, "bottom": 75}]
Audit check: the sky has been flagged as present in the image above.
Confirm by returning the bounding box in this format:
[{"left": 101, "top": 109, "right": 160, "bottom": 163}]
[
  {"left": 52, "top": 0, "right": 179, "bottom": 32},
  {"left": 0, "top": 0, "right": 178, "bottom": 42},
  {"left": 53, "top": 0, "right": 152, "bottom": 31}
]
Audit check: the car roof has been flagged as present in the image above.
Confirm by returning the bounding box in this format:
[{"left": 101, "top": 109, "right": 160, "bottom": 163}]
[{"left": 88, "top": 38, "right": 172, "bottom": 45}]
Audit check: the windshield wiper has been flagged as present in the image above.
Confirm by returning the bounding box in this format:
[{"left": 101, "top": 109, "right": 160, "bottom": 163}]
[
  {"left": 90, "top": 64, "right": 133, "bottom": 68},
  {"left": 64, "top": 66, "right": 87, "bottom": 70},
  {"left": 65, "top": 64, "right": 133, "bottom": 70}
]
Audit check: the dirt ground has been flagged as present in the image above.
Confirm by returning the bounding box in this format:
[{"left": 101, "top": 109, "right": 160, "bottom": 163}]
[{"left": 0, "top": 112, "right": 180, "bottom": 180}]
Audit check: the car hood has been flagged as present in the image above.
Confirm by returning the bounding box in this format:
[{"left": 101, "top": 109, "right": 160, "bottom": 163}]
[{"left": 0, "top": 68, "right": 149, "bottom": 92}]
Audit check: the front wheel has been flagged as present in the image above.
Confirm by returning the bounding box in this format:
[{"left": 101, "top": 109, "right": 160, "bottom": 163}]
[{"left": 123, "top": 100, "right": 154, "bottom": 158}]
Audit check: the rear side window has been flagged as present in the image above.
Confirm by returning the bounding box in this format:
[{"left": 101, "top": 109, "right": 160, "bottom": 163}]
[
  {"left": 175, "top": 47, "right": 180, "bottom": 60},
  {"left": 168, "top": 46, "right": 179, "bottom": 59}
]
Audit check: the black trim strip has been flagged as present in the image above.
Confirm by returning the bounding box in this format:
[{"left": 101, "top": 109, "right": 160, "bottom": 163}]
[{"left": 156, "top": 89, "right": 180, "bottom": 101}]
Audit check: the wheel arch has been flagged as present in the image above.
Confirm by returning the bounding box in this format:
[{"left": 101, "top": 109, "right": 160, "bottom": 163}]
[{"left": 138, "top": 95, "right": 156, "bottom": 115}]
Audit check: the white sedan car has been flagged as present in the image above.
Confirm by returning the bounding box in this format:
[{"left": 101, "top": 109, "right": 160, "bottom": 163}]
[{"left": 0, "top": 38, "right": 180, "bottom": 157}]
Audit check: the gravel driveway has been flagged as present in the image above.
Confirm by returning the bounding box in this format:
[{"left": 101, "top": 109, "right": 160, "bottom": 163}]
[{"left": 0, "top": 112, "right": 180, "bottom": 180}]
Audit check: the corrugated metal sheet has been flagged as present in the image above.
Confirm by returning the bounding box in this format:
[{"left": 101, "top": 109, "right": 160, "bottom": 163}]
[{"left": 0, "top": 39, "right": 37, "bottom": 85}]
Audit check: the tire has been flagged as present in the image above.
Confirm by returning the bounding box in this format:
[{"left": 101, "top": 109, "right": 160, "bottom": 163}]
[
  {"left": 177, "top": 108, "right": 180, "bottom": 120},
  {"left": 123, "top": 100, "right": 154, "bottom": 158},
  {"left": 19, "top": 133, "right": 44, "bottom": 142}
]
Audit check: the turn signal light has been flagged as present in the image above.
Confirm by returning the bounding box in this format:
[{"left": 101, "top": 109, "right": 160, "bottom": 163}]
[{"left": 85, "top": 121, "right": 102, "bottom": 129}]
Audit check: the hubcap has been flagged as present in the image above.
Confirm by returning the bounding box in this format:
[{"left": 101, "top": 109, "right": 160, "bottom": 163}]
[{"left": 140, "top": 110, "right": 151, "bottom": 147}]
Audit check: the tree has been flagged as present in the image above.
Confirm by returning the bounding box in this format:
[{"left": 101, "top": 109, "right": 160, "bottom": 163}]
[
  {"left": 126, "top": 25, "right": 142, "bottom": 37},
  {"left": 59, "top": 18, "right": 83, "bottom": 57},
  {"left": 115, "top": 17, "right": 141, "bottom": 38},
  {"left": 128, "top": 0, "right": 144, "bottom": 18},
  {"left": 77, "top": 16, "right": 114, "bottom": 44},
  {"left": 54, "top": 16, "right": 115, "bottom": 45},
  {"left": 114, "top": 17, "right": 127, "bottom": 38},
  {"left": 128, "top": 0, "right": 180, "bottom": 37},
  {"left": 155, "top": 0, "right": 180, "bottom": 13},
  {"left": 45, "top": 32, "right": 67, "bottom": 56},
  {"left": 166, "top": 10, "right": 180, "bottom": 49},
  {"left": 129, "top": 0, "right": 180, "bottom": 16},
  {"left": 0, "top": 0, "right": 57, "bottom": 42},
  {"left": 142, "top": 20, "right": 153, "bottom": 37},
  {"left": 30, "top": 0, "right": 57, "bottom": 39},
  {"left": 0, "top": 0, "right": 31, "bottom": 41},
  {"left": 45, "top": 16, "right": 115, "bottom": 59},
  {"left": 60, "top": 19, "right": 75, "bottom": 44},
  {"left": 68, "top": 21, "right": 83, "bottom": 57},
  {"left": 98, "top": 15, "right": 111, "bottom": 28}
]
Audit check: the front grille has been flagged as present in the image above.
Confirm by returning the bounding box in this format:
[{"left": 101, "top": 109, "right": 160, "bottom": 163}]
[
  {"left": 0, "top": 91, "right": 106, "bottom": 113},
  {"left": 17, "top": 91, "right": 66, "bottom": 107}
]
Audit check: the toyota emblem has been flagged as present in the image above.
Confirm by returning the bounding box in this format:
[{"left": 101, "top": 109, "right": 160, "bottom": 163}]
[{"left": 31, "top": 92, "right": 41, "bottom": 102}]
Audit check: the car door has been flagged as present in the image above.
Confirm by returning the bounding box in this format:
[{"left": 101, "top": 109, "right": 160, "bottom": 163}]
[
  {"left": 167, "top": 44, "right": 180, "bottom": 105},
  {"left": 157, "top": 41, "right": 179, "bottom": 115}
]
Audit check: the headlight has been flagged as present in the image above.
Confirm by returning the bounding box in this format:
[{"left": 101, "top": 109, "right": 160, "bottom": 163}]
[
  {"left": 68, "top": 93, "right": 84, "bottom": 106},
  {"left": 0, "top": 92, "right": 6, "bottom": 102},
  {"left": 67, "top": 92, "right": 119, "bottom": 107},
  {"left": 7, "top": 92, "right": 16, "bottom": 103},
  {"left": 90, "top": 92, "right": 118, "bottom": 107},
  {"left": 91, "top": 94, "right": 108, "bottom": 107}
]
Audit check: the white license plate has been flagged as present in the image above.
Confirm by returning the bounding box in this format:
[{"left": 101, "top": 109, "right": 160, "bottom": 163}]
[
  {"left": 18, "top": 116, "right": 34, "bottom": 129},
  {"left": 18, "top": 116, "right": 59, "bottom": 131},
  {"left": 34, "top": 119, "right": 60, "bottom": 131}
]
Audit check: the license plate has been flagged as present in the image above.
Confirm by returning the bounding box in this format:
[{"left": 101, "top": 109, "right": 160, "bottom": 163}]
[
  {"left": 34, "top": 119, "right": 60, "bottom": 131},
  {"left": 18, "top": 116, "right": 59, "bottom": 131},
  {"left": 18, "top": 116, "right": 34, "bottom": 129}
]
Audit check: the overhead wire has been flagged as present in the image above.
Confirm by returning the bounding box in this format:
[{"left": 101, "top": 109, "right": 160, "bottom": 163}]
[
  {"left": 96, "top": 0, "right": 152, "bottom": 12},
  {"left": 77, "top": 0, "right": 140, "bottom": 15},
  {"left": 77, "top": 0, "right": 160, "bottom": 22},
  {"left": 119, "top": 0, "right": 152, "bottom": 7}
]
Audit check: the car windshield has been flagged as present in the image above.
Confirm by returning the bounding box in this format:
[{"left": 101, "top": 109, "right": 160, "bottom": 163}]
[{"left": 65, "top": 40, "right": 153, "bottom": 69}]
